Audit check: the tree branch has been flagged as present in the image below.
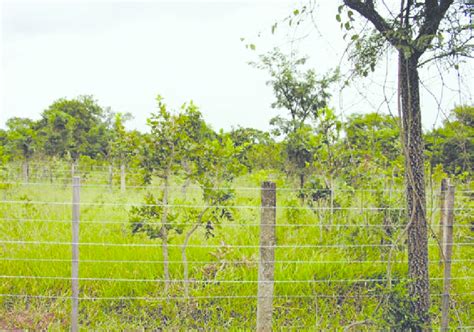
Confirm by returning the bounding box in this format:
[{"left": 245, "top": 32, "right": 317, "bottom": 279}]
[
  {"left": 343, "top": 0, "right": 400, "bottom": 46},
  {"left": 414, "top": 0, "right": 454, "bottom": 56}
]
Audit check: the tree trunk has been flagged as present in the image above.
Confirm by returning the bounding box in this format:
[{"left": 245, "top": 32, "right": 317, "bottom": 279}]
[
  {"left": 182, "top": 208, "right": 209, "bottom": 298},
  {"left": 181, "top": 159, "right": 192, "bottom": 200},
  {"left": 399, "top": 53, "right": 431, "bottom": 329},
  {"left": 23, "top": 159, "right": 29, "bottom": 183}
]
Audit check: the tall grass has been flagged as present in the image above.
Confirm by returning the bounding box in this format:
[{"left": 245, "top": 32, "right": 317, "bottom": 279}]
[{"left": 0, "top": 170, "right": 472, "bottom": 329}]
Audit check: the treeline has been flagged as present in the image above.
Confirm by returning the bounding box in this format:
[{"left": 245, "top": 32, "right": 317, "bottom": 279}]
[{"left": 0, "top": 94, "right": 472, "bottom": 187}]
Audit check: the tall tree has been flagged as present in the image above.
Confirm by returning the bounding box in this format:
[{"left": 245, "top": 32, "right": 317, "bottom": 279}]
[
  {"left": 38, "top": 95, "right": 112, "bottom": 162},
  {"left": 335, "top": 0, "right": 472, "bottom": 328},
  {"left": 255, "top": 48, "right": 338, "bottom": 189}
]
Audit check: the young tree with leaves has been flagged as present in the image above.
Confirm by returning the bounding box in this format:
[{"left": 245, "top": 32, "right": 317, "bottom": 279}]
[
  {"left": 142, "top": 95, "right": 185, "bottom": 294},
  {"left": 255, "top": 48, "right": 338, "bottom": 189},
  {"left": 132, "top": 96, "right": 209, "bottom": 294},
  {"left": 180, "top": 132, "right": 247, "bottom": 298}
]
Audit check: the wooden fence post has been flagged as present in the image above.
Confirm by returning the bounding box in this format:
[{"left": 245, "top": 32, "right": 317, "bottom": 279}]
[
  {"left": 71, "top": 176, "right": 80, "bottom": 332},
  {"left": 257, "top": 181, "right": 276, "bottom": 332},
  {"left": 441, "top": 182, "right": 455, "bottom": 332},
  {"left": 120, "top": 164, "right": 126, "bottom": 192},
  {"left": 439, "top": 178, "right": 448, "bottom": 257}
]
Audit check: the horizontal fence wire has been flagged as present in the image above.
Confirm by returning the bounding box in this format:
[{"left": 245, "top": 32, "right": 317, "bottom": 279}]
[
  {"left": 1, "top": 181, "right": 473, "bottom": 193},
  {"left": 1, "top": 217, "right": 474, "bottom": 228},
  {"left": 0, "top": 293, "right": 470, "bottom": 301},
  {"left": 0, "top": 275, "right": 472, "bottom": 283},
  {"left": 0, "top": 199, "right": 472, "bottom": 211},
  {"left": 0, "top": 240, "right": 471, "bottom": 248},
  {"left": 0, "top": 200, "right": 466, "bottom": 211},
  {"left": 0, "top": 200, "right": 414, "bottom": 210},
  {"left": 1, "top": 257, "right": 473, "bottom": 265}
]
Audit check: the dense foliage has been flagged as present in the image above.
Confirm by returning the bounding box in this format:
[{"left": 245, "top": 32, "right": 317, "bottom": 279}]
[
  {"left": 0, "top": 93, "right": 472, "bottom": 330},
  {"left": 0, "top": 95, "right": 470, "bottom": 184}
]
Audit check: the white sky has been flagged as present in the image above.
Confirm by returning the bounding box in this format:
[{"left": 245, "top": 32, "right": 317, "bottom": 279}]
[{"left": 1, "top": 0, "right": 472, "bottom": 133}]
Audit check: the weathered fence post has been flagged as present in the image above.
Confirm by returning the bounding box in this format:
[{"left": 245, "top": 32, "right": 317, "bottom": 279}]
[
  {"left": 257, "top": 181, "right": 276, "bottom": 332},
  {"left": 439, "top": 178, "right": 448, "bottom": 258},
  {"left": 120, "top": 164, "right": 126, "bottom": 192},
  {"left": 71, "top": 176, "right": 80, "bottom": 332},
  {"left": 441, "top": 182, "right": 455, "bottom": 332}
]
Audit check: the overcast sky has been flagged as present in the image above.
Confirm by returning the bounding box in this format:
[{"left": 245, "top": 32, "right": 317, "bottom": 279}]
[{"left": 1, "top": 0, "right": 472, "bottom": 133}]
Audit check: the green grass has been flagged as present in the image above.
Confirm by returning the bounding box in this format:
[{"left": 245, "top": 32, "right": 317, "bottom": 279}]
[{"left": 0, "top": 172, "right": 472, "bottom": 329}]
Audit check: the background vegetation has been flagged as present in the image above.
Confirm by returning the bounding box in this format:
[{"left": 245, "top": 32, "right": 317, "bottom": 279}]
[{"left": 0, "top": 91, "right": 472, "bottom": 329}]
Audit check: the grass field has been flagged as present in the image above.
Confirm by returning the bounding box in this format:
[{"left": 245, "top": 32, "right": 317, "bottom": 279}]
[{"left": 0, "top": 168, "right": 472, "bottom": 329}]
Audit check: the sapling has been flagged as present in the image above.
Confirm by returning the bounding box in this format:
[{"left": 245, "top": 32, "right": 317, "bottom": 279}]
[
  {"left": 132, "top": 95, "right": 210, "bottom": 294},
  {"left": 181, "top": 133, "right": 246, "bottom": 298}
]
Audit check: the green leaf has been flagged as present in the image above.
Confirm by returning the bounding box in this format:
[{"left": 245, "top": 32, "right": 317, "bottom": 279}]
[
  {"left": 336, "top": 14, "right": 341, "bottom": 22},
  {"left": 271, "top": 23, "right": 277, "bottom": 34},
  {"left": 293, "top": 9, "right": 299, "bottom": 16},
  {"left": 249, "top": 44, "right": 256, "bottom": 51}
]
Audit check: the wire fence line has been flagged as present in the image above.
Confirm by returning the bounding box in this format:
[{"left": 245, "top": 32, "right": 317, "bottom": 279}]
[
  {"left": 2, "top": 180, "right": 473, "bottom": 194},
  {"left": 1, "top": 240, "right": 472, "bottom": 248},
  {"left": 1, "top": 217, "right": 474, "bottom": 229},
  {"left": 0, "top": 199, "right": 410, "bottom": 210},
  {"left": 1, "top": 293, "right": 469, "bottom": 301},
  {"left": 0, "top": 177, "right": 472, "bottom": 330},
  {"left": 1, "top": 275, "right": 472, "bottom": 284},
  {"left": 2, "top": 257, "right": 473, "bottom": 265},
  {"left": 1, "top": 200, "right": 473, "bottom": 212}
]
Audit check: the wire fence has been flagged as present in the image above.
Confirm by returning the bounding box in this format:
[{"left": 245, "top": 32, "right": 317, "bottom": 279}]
[{"left": 0, "top": 175, "right": 472, "bottom": 330}]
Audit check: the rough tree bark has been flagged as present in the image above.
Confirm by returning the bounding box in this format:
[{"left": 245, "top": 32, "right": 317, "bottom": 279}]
[
  {"left": 342, "top": 0, "right": 456, "bottom": 329},
  {"left": 399, "top": 53, "right": 430, "bottom": 327}
]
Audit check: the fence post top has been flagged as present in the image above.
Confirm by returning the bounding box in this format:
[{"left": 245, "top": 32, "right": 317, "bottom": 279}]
[{"left": 261, "top": 181, "right": 276, "bottom": 189}]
